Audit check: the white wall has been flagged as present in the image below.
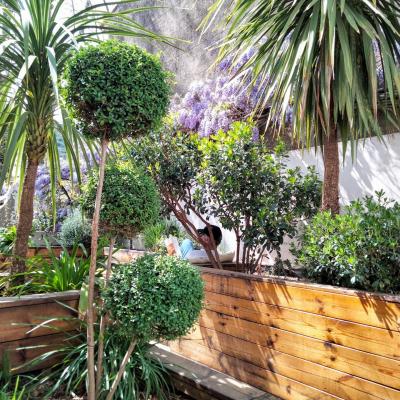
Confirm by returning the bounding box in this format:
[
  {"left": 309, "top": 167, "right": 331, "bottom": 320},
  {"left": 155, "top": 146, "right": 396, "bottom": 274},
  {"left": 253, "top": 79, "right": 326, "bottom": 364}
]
[
  {"left": 287, "top": 132, "right": 400, "bottom": 205},
  {"left": 186, "top": 132, "right": 400, "bottom": 263}
]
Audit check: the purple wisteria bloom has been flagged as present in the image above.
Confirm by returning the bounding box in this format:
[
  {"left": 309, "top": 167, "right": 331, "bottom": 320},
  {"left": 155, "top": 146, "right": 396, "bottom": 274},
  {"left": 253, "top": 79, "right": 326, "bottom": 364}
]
[{"left": 171, "top": 51, "right": 267, "bottom": 137}]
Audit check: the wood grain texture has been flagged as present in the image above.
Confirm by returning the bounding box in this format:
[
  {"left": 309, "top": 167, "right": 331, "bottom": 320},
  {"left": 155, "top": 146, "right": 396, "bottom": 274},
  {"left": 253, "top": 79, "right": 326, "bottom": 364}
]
[
  {"left": 172, "top": 340, "right": 342, "bottom": 400},
  {"left": 0, "top": 332, "right": 75, "bottom": 373},
  {"left": 204, "top": 291, "right": 400, "bottom": 359},
  {"left": 202, "top": 271, "right": 400, "bottom": 331},
  {"left": 198, "top": 309, "right": 400, "bottom": 389},
  {"left": 0, "top": 290, "right": 80, "bottom": 308},
  {"left": 170, "top": 270, "right": 400, "bottom": 400},
  {"left": 0, "top": 291, "right": 80, "bottom": 372},
  {"left": 0, "top": 300, "right": 79, "bottom": 343},
  {"left": 182, "top": 326, "right": 399, "bottom": 400}
]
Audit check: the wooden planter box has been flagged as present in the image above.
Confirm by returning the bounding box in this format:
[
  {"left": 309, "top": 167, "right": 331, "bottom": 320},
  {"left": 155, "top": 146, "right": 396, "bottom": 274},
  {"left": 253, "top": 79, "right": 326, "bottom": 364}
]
[
  {"left": 27, "top": 246, "right": 86, "bottom": 258},
  {"left": 0, "top": 291, "right": 80, "bottom": 373},
  {"left": 0, "top": 247, "right": 87, "bottom": 270},
  {"left": 170, "top": 268, "right": 400, "bottom": 400}
]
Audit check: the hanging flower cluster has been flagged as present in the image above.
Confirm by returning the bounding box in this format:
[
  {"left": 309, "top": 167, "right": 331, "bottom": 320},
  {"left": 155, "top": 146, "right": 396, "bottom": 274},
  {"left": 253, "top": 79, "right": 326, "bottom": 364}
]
[
  {"left": 171, "top": 50, "right": 262, "bottom": 137},
  {"left": 33, "top": 152, "right": 97, "bottom": 232}
]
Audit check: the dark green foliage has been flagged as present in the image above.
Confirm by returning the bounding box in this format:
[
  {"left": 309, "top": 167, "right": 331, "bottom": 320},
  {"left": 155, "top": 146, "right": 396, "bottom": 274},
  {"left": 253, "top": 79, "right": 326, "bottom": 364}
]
[
  {"left": 143, "top": 219, "right": 186, "bottom": 252},
  {"left": 59, "top": 209, "right": 91, "bottom": 248},
  {"left": 27, "top": 326, "right": 170, "bottom": 400},
  {"left": 197, "top": 121, "right": 321, "bottom": 271},
  {"left": 0, "top": 377, "right": 25, "bottom": 400},
  {"left": 132, "top": 123, "right": 201, "bottom": 203},
  {"left": 133, "top": 121, "right": 321, "bottom": 272},
  {"left": 63, "top": 40, "right": 170, "bottom": 141},
  {"left": 294, "top": 192, "right": 400, "bottom": 294},
  {"left": 80, "top": 162, "right": 161, "bottom": 237},
  {"left": 104, "top": 254, "right": 204, "bottom": 342},
  {"left": 0, "top": 226, "right": 17, "bottom": 256},
  {"left": 5, "top": 245, "right": 90, "bottom": 295}
]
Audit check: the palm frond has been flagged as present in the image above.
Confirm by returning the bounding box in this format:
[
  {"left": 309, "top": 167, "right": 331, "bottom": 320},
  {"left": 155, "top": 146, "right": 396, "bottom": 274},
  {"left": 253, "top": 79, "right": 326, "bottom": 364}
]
[
  {"left": 0, "top": 0, "right": 175, "bottom": 215},
  {"left": 204, "top": 0, "right": 400, "bottom": 152}
]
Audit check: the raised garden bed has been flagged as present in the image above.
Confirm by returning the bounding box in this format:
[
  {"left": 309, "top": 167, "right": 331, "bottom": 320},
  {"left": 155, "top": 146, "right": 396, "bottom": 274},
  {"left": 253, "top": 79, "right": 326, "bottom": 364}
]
[
  {"left": 27, "top": 246, "right": 86, "bottom": 258},
  {"left": 0, "top": 291, "right": 80, "bottom": 373},
  {"left": 0, "top": 247, "right": 87, "bottom": 269},
  {"left": 170, "top": 268, "right": 400, "bottom": 400}
]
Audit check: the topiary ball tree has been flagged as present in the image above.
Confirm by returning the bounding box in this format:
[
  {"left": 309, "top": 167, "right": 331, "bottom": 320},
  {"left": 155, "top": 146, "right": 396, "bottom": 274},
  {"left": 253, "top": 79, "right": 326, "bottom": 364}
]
[
  {"left": 103, "top": 254, "right": 204, "bottom": 400},
  {"left": 63, "top": 39, "right": 170, "bottom": 398},
  {"left": 64, "top": 40, "right": 170, "bottom": 141},
  {"left": 81, "top": 161, "right": 160, "bottom": 394},
  {"left": 81, "top": 162, "right": 160, "bottom": 238}
]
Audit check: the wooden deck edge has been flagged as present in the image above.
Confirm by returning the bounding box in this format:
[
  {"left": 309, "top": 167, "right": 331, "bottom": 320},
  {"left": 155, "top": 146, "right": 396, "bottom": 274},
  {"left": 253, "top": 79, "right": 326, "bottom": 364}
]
[{"left": 150, "top": 344, "right": 280, "bottom": 400}]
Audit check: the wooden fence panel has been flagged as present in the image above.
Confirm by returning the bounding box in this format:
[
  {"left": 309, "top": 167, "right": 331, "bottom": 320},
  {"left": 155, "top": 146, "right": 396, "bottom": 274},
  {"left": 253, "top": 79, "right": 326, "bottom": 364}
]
[
  {"left": 0, "top": 291, "right": 80, "bottom": 373},
  {"left": 171, "top": 268, "right": 400, "bottom": 400}
]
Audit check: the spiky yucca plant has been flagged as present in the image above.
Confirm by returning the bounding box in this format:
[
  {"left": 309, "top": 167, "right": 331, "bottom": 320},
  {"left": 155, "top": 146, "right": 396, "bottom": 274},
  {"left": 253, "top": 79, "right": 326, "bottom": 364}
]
[
  {"left": 0, "top": 0, "right": 172, "bottom": 283},
  {"left": 204, "top": 0, "right": 400, "bottom": 213}
]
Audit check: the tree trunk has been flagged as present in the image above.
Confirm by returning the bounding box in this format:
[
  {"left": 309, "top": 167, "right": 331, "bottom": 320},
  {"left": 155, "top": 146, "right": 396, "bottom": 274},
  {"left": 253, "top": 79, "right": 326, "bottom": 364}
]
[
  {"left": 322, "top": 128, "right": 340, "bottom": 214},
  {"left": 11, "top": 159, "right": 39, "bottom": 284},
  {"left": 87, "top": 137, "right": 109, "bottom": 400},
  {"left": 106, "top": 338, "right": 137, "bottom": 400},
  {"left": 96, "top": 235, "right": 116, "bottom": 396}
]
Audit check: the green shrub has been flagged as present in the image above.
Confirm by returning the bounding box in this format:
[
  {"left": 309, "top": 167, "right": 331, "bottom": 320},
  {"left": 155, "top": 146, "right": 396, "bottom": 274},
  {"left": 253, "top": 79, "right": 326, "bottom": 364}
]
[
  {"left": 294, "top": 192, "right": 400, "bottom": 294},
  {"left": 63, "top": 40, "right": 170, "bottom": 141},
  {"left": 133, "top": 121, "right": 321, "bottom": 272},
  {"left": 0, "top": 377, "right": 25, "bottom": 400},
  {"left": 26, "top": 324, "right": 170, "bottom": 400},
  {"left": 59, "top": 209, "right": 91, "bottom": 248},
  {"left": 80, "top": 162, "right": 160, "bottom": 237},
  {"left": 5, "top": 245, "right": 90, "bottom": 295},
  {"left": 104, "top": 254, "right": 204, "bottom": 342},
  {"left": 0, "top": 226, "right": 17, "bottom": 256},
  {"left": 143, "top": 219, "right": 185, "bottom": 251}
]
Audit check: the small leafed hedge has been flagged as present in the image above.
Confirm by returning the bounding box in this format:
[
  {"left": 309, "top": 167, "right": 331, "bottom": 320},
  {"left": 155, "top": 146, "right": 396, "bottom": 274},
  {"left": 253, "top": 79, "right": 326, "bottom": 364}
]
[
  {"left": 103, "top": 254, "right": 204, "bottom": 342},
  {"left": 63, "top": 40, "right": 170, "bottom": 140},
  {"left": 295, "top": 192, "right": 400, "bottom": 294},
  {"left": 80, "top": 162, "right": 160, "bottom": 237}
]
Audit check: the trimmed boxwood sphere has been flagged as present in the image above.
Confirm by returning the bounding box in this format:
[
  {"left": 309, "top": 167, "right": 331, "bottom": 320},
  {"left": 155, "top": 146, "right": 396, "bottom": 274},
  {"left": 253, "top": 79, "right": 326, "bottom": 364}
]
[
  {"left": 63, "top": 39, "right": 170, "bottom": 140},
  {"left": 80, "top": 162, "right": 160, "bottom": 236},
  {"left": 103, "top": 254, "right": 204, "bottom": 341}
]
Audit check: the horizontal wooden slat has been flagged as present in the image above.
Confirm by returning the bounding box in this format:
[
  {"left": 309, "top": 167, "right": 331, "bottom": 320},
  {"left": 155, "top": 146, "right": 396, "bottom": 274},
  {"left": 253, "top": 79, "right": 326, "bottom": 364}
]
[
  {"left": 198, "top": 309, "right": 400, "bottom": 389},
  {"left": 202, "top": 271, "right": 400, "bottom": 331},
  {"left": 0, "top": 332, "right": 76, "bottom": 373},
  {"left": 0, "top": 292, "right": 80, "bottom": 373},
  {"left": 200, "top": 268, "right": 400, "bottom": 303},
  {"left": 0, "top": 300, "right": 79, "bottom": 343},
  {"left": 182, "top": 326, "right": 399, "bottom": 400},
  {"left": 205, "top": 291, "right": 400, "bottom": 360},
  {"left": 0, "top": 290, "right": 80, "bottom": 309},
  {"left": 171, "top": 340, "right": 342, "bottom": 400}
]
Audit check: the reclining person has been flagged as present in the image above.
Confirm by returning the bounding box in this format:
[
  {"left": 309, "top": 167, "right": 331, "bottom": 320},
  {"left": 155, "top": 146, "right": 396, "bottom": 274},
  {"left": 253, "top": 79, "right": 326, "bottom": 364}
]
[{"left": 180, "top": 225, "right": 222, "bottom": 261}]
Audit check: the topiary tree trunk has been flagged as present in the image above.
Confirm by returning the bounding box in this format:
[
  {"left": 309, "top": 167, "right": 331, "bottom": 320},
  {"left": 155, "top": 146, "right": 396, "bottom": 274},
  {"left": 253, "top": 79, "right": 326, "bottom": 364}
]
[
  {"left": 96, "top": 235, "right": 116, "bottom": 395},
  {"left": 87, "top": 137, "right": 109, "bottom": 400},
  {"left": 64, "top": 40, "right": 170, "bottom": 399}
]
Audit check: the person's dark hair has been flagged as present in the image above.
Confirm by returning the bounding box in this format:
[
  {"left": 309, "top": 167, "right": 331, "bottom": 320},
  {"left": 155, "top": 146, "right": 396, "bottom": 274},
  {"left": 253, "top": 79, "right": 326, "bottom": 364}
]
[{"left": 197, "top": 225, "right": 222, "bottom": 246}]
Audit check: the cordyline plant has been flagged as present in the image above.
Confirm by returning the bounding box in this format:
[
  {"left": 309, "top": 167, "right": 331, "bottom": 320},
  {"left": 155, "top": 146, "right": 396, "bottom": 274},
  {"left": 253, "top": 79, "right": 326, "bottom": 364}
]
[
  {"left": 80, "top": 160, "right": 160, "bottom": 397},
  {"left": 63, "top": 40, "right": 170, "bottom": 400},
  {"left": 0, "top": 0, "right": 172, "bottom": 285},
  {"left": 203, "top": 0, "right": 400, "bottom": 214},
  {"left": 133, "top": 121, "right": 321, "bottom": 272}
]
